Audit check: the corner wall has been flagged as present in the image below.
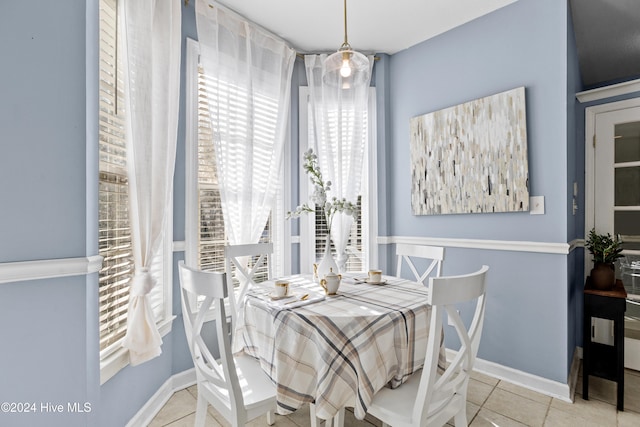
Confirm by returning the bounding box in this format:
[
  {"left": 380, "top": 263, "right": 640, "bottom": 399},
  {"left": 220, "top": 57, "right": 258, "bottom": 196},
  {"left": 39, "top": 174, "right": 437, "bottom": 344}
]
[{"left": 386, "top": 0, "right": 571, "bottom": 382}]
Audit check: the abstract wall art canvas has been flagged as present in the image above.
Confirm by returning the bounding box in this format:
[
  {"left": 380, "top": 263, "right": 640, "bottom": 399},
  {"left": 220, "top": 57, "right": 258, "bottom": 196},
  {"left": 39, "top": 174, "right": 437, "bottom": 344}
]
[{"left": 410, "top": 86, "right": 529, "bottom": 215}]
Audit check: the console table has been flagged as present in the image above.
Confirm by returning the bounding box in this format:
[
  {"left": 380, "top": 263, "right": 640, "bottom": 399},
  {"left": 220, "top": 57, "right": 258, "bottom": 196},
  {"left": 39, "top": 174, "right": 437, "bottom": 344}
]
[{"left": 582, "top": 277, "right": 626, "bottom": 411}]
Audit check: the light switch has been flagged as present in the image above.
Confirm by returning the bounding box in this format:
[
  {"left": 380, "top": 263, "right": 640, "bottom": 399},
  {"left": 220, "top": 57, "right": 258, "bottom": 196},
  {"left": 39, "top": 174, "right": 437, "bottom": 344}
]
[{"left": 529, "top": 196, "right": 545, "bottom": 215}]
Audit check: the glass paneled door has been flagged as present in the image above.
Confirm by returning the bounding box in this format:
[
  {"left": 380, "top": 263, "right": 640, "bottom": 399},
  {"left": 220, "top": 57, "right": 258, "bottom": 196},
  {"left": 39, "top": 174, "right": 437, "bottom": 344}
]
[{"left": 592, "top": 105, "right": 640, "bottom": 370}]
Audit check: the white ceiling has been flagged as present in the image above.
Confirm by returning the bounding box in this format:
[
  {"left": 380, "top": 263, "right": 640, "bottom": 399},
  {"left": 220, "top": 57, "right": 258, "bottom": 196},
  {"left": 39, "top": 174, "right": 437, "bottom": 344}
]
[{"left": 215, "top": 0, "right": 518, "bottom": 55}]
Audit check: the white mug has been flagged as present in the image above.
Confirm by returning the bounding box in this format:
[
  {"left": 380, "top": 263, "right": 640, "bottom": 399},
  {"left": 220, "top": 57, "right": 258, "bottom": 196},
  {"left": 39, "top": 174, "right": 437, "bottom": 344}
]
[
  {"left": 368, "top": 269, "right": 382, "bottom": 283},
  {"left": 274, "top": 280, "right": 289, "bottom": 297}
]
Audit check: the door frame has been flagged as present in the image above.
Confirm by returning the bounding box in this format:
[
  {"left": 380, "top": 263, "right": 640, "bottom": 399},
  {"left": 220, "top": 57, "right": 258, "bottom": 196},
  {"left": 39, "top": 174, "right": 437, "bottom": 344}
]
[
  {"left": 584, "top": 96, "right": 640, "bottom": 368},
  {"left": 585, "top": 97, "right": 640, "bottom": 277}
]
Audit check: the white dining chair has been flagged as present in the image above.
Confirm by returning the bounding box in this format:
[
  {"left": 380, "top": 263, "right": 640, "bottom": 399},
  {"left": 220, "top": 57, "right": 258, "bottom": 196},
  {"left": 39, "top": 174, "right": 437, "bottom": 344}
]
[
  {"left": 366, "top": 265, "right": 489, "bottom": 427},
  {"left": 224, "top": 242, "right": 273, "bottom": 327},
  {"left": 178, "top": 261, "right": 276, "bottom": 427},
  {"left": 396, "top": 243, "right": 445, "bottom": 286}
]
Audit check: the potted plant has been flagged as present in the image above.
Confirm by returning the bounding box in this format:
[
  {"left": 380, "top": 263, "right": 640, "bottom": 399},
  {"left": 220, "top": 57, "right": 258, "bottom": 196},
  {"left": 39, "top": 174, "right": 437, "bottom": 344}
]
[{"left": 585, "top": 228, "right": 624, "bottom": 290}]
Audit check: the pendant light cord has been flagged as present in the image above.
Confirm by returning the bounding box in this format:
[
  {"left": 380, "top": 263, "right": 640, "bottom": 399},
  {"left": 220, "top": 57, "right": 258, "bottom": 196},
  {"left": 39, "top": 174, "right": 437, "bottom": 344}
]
[
  {"left": 343, "top": 0, "right": 348, "bottom": 46},
  {"left": 341, "top": 0, "right": 351, "bottom": 50}
]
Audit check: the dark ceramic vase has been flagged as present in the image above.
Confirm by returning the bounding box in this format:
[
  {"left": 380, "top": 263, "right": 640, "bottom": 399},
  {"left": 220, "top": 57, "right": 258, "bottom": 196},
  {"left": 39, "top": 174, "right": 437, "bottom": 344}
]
[{"left": 590, "top": 262, "right": 615, "bottom": 290}]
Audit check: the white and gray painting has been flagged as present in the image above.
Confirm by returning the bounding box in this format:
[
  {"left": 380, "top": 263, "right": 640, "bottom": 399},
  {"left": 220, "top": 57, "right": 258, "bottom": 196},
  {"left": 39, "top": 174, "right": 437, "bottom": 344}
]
[{"left": 410, "top": 86, "right": 529, "bottom": 215}]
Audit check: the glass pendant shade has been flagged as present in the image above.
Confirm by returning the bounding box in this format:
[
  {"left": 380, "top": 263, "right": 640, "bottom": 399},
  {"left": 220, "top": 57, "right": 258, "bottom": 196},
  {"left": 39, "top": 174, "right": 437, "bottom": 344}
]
[
  {"left": 322, "top": 0, "right": 370, "bottom": 88},
  {"left": 323, "top": 47, "right": 370, "bottom": 88}
]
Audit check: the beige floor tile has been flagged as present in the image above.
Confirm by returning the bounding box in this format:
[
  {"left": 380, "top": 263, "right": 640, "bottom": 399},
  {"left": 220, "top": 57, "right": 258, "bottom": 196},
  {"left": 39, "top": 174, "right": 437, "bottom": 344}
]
[
  {"left": 281, "top": 403, "right": 312, "bottom": 427},
  {"left": 618, "top": 409, "right": 640, "bottom": 427},
  {"left": 342, "top": 408, "right": 378, "bottom": 427},
  {"left": 206, "top": 408, "right": 299, "bottom": 427},
  {"left": 164, "top": 411, "right": 222, "bottom": 427},
  {"left": 470, "top": 370, "right": 500, "bottom": 387},
  {"left": 470, "top": 408, "right": 528, "bottom": 427},
  {"left": 544, "top": 406, "right": 613, "bottom": 427},
  {"left": 550, "top": 395, "right": 617, "bottom": 426},
  {"left": 577, "top": 367, "right": 640, "bottom": 411},
  {"left": 497, "top": 380, "right": 552, "bottom": 405},
  {"left": 186, "top": 384, "right": 198, "bottom": 400},
  {"left": 625, "top": 368, "right": 640, "bottom": 378},
  {"left": 624, "top": 370, "right": 640, "bottom": 412},
  {"left": 247, "top": 414, "right": 300, "bottom": 427},
  {"left": 466, "top": 378, "right": 495, "bottom": 406},
  {"left": 466, "top": 401, "right": 481, "bottom": 424},
  {"left": 483, "top": 388, "right": 548, "bottom": 427},
  {"left": 446, "top": 401, "right": 481, "bottom": 426},
  {"left": 156, "top": 366, "right": 640, "bottom": 427},
  {"left": 149, "top": 390, "right": 197, "bottom": 427},
  {"left": 576, "top": 374, "right": 617, "bottom": 405},
  {"left": 361, "top": 410, "right": 383, "bottom": 427}
]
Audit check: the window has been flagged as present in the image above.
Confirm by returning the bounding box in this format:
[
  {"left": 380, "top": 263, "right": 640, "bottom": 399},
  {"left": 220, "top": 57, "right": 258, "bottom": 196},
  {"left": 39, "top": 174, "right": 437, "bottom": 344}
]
[
  {"left": 98, "top": 0, "right": 171, "bottom": 383},
  {"left": 185, "top": 39, "right": 286, "bottom": 281},
  {"left": 299, "top": 87, "right": 377, "bottom": 273},
  {"left": 98, "top": 0, "right": 130, "bottom": 355}
]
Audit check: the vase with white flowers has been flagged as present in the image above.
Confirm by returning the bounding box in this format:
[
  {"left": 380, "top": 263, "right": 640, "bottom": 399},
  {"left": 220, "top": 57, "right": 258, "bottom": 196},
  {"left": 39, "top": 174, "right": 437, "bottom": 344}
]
[{"left": 287, "top": 149, "right": 358, "bottom": 278}]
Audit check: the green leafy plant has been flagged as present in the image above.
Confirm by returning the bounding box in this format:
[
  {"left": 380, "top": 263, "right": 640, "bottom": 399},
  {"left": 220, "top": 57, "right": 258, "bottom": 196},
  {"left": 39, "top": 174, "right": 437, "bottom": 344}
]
[{"left": 585, "top": 228, "right": 624, "bottom": 264}]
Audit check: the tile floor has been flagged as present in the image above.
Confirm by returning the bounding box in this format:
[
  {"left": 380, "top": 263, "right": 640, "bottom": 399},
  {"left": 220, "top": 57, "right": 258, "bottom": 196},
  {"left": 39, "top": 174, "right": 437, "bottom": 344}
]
[{"left": 149, "top": 365, "right": 640, "bottom": 427}]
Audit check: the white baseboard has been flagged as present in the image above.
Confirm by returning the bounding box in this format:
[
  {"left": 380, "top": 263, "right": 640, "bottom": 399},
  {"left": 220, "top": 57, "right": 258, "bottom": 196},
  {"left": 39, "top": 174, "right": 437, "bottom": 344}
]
[
  {"left": 126, "top": 368, "right": 196, "bottom": 427},
  {"left": 447, "top": 349, "right": 577, "bottom": 403}
]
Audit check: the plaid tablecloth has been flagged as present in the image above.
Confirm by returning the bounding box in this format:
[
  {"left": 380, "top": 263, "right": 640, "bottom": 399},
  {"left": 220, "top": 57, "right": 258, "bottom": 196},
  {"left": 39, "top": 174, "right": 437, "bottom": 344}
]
[{"left": 234, "top": 274, "right": 437, "bottom": 420}]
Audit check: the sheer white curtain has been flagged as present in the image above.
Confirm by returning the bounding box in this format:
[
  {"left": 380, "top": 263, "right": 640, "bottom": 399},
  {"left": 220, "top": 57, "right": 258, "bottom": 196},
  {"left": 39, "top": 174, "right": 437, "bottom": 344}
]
[
  {"left": 120, "top": 0, "right": 181, "bottom": 366},
  {"left": 196, "top": 0, "right": 295, "bottom": 246},
  {"left": 304, "top": 54, "right": 373, "bottom": 270}
]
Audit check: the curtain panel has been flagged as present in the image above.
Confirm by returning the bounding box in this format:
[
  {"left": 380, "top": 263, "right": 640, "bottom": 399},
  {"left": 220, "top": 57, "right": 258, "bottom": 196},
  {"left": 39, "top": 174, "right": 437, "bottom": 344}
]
[
  {"left": 120, "top": 0, "right": 181, "bottom": 366},
  {"left": 195, "top": 0, "right": 295, "bottom": 246},
  {"left": 304, "top": 54, "right": 373, "bottom": 270}
]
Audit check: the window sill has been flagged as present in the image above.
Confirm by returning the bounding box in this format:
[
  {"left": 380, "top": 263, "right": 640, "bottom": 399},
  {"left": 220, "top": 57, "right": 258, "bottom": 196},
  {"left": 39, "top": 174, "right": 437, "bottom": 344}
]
[{"left": 100, "top": 315, "right": 176, "bottom": 385}]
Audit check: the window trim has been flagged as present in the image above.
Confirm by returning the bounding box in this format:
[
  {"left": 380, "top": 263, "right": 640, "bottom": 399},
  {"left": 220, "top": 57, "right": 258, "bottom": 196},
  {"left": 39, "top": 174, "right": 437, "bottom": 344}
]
[
  {"left": 185, "top": 38, "right": 200, "bottom": 270},
  {"left": 298, "top": 86, "right": 378, "bottom": 274}
]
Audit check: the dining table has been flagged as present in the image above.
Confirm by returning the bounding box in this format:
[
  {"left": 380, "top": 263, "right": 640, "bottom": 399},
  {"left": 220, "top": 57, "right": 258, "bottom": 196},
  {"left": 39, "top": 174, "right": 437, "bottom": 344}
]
[{"left": 232, "top": 273, "right": 441, "bottom": 421}]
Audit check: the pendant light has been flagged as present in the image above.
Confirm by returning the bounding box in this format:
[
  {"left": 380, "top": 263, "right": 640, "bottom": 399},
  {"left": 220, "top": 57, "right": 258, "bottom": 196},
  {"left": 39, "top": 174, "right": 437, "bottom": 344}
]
[{"left": 323, "top": 0, "right": 370, "bottom": 88}]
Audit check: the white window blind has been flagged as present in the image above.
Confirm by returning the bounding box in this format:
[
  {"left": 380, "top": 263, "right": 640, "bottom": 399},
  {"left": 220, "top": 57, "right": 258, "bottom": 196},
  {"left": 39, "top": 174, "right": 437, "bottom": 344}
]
[
  {"left": 98, "top": 0, "right": 131, "bottom": 353},
  {"left": 98, "top": 0, "right": 166, "bottom": 359},
  {"left": 307, "top": 103, "right": 367, "bottom": 273},
  {"left": 196, "top": 65, "right": 271, "bottom": 284}
]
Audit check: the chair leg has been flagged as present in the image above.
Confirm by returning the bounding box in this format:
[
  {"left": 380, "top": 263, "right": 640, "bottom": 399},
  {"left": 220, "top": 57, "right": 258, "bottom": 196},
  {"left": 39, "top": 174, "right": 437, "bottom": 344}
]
[
  {"left": 333, "top": 407, "right": 345, "bottom": 427},
  {"left": 195, "top": 393, "right": 207, "bottom": 427},
  {"left": 266, "top": 409, "right": 275, "bottom": 426},
  {"left": 453, "top": 408, "right": 468, "bottom": 427},
  {"left": 310, "top": 403, "right": 320, "bottom": 427},
  {"left": 310, "top": 403, "right": 345, "bottom": 427}
]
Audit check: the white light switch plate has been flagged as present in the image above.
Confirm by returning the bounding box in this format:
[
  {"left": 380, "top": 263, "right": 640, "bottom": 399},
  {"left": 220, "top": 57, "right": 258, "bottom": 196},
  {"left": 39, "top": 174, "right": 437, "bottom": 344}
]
[{"left": 530, "top": 196, "right": 545, "bottom": 215}]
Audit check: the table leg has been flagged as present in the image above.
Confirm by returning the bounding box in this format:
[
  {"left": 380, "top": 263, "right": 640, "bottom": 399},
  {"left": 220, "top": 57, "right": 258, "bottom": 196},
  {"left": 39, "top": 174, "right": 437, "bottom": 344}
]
[
  {"left": 616, "top": 312, "right": 624, "bottom": 411},
  {"left": 583, "top": 308, "right": 590, "bottom": 400}
]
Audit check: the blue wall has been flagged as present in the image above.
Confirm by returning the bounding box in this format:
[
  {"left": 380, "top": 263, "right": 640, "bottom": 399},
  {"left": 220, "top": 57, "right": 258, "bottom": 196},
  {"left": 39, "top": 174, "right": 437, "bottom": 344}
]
[
  {"left": 4, "top": 0, "right": 634, "bottom": 423},
  {"left": 0, "top": 1, "right": 196, "bottom": 426},
  {"left": 384, "top": 0, "right": 571, "bottom": 382},
  {"left": 0, "top": 2, "right": 97, "bottom": 426},
  {"left": 388, "top": 0, "right": 568, "bottom": 243}
]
